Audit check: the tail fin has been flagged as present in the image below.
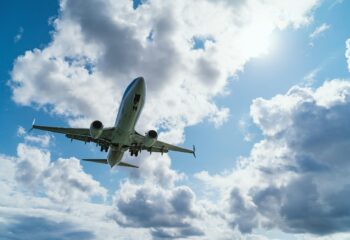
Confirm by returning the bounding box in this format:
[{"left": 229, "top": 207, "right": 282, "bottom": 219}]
[{"left": 82, "top": 159, "right": 108, "bottom": 164}]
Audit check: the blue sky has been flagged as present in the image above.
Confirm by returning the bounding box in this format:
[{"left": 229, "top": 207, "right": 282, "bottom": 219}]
[{"left": 1, "top": 0, "right": 350, "bottom": 239}]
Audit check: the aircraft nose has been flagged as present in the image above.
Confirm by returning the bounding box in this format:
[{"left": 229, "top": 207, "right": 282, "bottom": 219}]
[{"left": 135, "top": 76, "right": 145, "bottom": 90}]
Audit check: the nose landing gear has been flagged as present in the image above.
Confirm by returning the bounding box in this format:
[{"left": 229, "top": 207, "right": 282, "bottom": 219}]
[{"left": 130, "top": 150, "right": 139, "bottom": 157}]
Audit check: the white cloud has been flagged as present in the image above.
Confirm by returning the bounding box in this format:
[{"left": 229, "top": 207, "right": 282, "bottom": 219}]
[
  {"left": 14, "top": 27, "right": 24, "bottom": 43},
  {"left": 0, "top": 141, "right": 148, "bottom": 240},
  {"left": 0, "top": 138, "right": 209, "bottom": 239},
  {"left": 17, "top": 126, "right": 51, "bottom": 147},
  {"left": 303, "top": 67, "right": 320, "bottom": 86},
  {"left": 346, "top": 39, "right": 350, "bottom": 72},
  {"left": 9, "top": 0, "right": 320, "bottom": 144},
  {"left": 15, "top": 143, "right": 107, "bottom": 202},
  {"left": 197, "top": 79, "right": 350, "bottom": 236},
  {"left": 310, "top": 23, "right": 330, "bottom": 39},
  {"left": 238, "top": 118, "right": 254, "bottom": 142},
  {"left": 309, "top": 23, "right": 330, "bottom": 46}
]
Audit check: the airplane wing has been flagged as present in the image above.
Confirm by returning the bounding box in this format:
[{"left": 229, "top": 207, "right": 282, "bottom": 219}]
[
  {"left": 32, "top": 124, "right": 114, "bottom": 146},
  {"left": 132, "top": 131, "right": 196, "bottom": 157}
]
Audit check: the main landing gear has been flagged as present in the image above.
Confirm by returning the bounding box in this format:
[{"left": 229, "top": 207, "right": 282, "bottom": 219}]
[
  {"left": 129, "top": 144, "right": 141, "bottom": 157},
  {"left": 130, "top": 150, "right": 139, "bottom": 157},
  {"left": 100, "top": 146, "right": 109, "bottom": 152}
]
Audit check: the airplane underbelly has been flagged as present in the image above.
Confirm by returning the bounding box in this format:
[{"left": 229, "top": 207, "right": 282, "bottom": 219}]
[
  {"left": 107, "top": 149, "right": 124, "bottom": 167},
  {"left": 112, "top": 108, "right": 142, "bottom": 144}
]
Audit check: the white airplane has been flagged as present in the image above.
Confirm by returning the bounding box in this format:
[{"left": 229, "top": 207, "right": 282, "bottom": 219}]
[{"left": 32, "top": 77, "right": 195, "bottom": 168}]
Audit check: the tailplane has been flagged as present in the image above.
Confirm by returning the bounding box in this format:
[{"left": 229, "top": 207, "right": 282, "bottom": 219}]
[
  {"left": 82, "top": 159, "right": 108, "bottom": 164},
  {"left": 82, "top": 159, "right": 138, "bottom": 168},
  {"left": 118, "top": 161, "right": 139, "bottom": 168}
]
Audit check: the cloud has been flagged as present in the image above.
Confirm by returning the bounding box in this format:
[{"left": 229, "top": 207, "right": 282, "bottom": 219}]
[
  {"left": 129, "top": 154, "right": 184, "bottom": 188},
  {"left": 309, "top": 23, "right": 330, "bottom": 46},
  {"left": 111, "top": 152, "right": 205, "bottom": 238},
  {"left": 309, "top": 23, "right": 330, "bottom": 39},
  {"left": 9, "top": 0, "right": 320, "bottom": 144},
  {"left": 0, "top": 215, "right": 95, "bottom": 240},
  {"left": 17, "top": 126, "right": 51, "bottom": 147},
  {"left": 113, "top": 182, "right": 204, "bottom": 238},
  {"left": 197, "top": 79, "right": 350, "bottom": 236},
  {"left": 14, "top": 27, "right": 24, "bottom": 43},
  {"left": 0, "top": 141, "right": 150, "bottom": 240},
  {"left": 6, "top": 0, "right": 330, "bottom": 239},
  {"left": 346, "top": 39, "right": 350, "bottom": 72},
  {"left": 13, "top": 140, "right": 107, "bottom": 202},
  {"left": 303, "top": 67, "right": 321, "bottom": 86}
]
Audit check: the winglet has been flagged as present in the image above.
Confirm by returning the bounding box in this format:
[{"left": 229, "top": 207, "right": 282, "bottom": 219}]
[
  {"left": 193, "top": 145, "right": 196, "bottom": 158},
  {"left": 28, "top": 118, "right": 36, "bottom": 133}
]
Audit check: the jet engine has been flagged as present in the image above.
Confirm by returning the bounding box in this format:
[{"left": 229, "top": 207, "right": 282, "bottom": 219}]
[
  {"left": 144, "top": 130, "right": 158, "bottom": 147},
  {"left": 90, "top": 120, "right": 104, "bottom": 139}
]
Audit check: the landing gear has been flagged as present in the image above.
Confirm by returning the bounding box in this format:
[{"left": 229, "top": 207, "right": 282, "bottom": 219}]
[
  {"left": 129, "top": 145, "right": 140, "bottom": 157},
  {"left": 100, "top": 146, "right": 109, "bottom": 152},
  {"left": 130, "top": 150, "right": 139, "bottom": 157}
]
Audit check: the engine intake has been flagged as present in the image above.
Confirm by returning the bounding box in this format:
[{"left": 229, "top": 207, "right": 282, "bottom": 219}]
[
  {"left": 90, "top": 120, "right": 104, "bottom": 139},
  {"left": 144, "top": 130, "right": 158, "bottom": 147}
]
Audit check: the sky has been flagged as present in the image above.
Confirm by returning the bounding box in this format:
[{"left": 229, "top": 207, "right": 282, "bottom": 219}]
[{"left": 1, "top": 0, "right": 350, "bottom": 239}]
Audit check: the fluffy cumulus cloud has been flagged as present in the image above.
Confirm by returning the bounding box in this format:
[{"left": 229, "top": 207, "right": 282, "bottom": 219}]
[
  {"left": 0, "top": 132, "right": 208, "bottom": 239},
  {"left": 0, "top": 133, "right": 152, "bottom": 240},
  {"left": 9, "top": 0, "right": 319, "bottom": 142},
  {"left": 113, "top": 183, "right": 204, "bottom": 238},
  {"left": 109, "top": 154, "right": 205, "bottom": 238},
  {"left": 15, "top": 143, "right": 107, "bottom": 202},
  {"left": 197, "top": 79, "right": 350, "bottom": 237}
]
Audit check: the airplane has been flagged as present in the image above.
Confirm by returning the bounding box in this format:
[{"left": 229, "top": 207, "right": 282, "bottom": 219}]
[{"left": 31, "top": 77, "right": 195, "bottom": 168}]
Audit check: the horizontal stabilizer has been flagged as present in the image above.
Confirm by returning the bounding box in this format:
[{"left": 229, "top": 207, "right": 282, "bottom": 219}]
[
  {"left": 118, "top": 161, "right": 139, "bottom": 168},
  {"left": 82, "top": 159, "right": 108, "bottom": 164}
]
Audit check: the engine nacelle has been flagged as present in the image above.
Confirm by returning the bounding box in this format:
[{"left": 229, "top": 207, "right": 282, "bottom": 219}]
[
  {"left": 144, "top": 130, "right": 158, "bottom": 147},
  {"left": 90, "top": 120, "right": 104, "bottom": 139}
]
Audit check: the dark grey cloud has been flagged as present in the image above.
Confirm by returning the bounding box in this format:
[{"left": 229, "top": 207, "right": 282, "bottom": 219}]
[
  {"left": 229, "top": 188, "right": 258, "bottom": 233},
  {"left": 0, "top": 215, "right": 95, "bottom": 240},
  {"left": 114, "top": 185, "right": 202, "bottom": 238},
  {"left": 115, "top": 186, "right": 198, "bottom": 228},
  {"left": 64, "top": 0, "right": 180, "bottom": 92},
  {"left": 151, "top": 226, "right": 204, "bottom": 239},
  {"left": 254, "top": 177, "right": 350, "bottom": 235},
  {"left": 196, "top": 58, "right": 220, "bottom": 86}
]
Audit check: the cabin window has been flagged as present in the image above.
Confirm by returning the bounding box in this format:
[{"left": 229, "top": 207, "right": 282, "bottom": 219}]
[{"left": 133, "top": 94, "right": 141, "bottom": 104}]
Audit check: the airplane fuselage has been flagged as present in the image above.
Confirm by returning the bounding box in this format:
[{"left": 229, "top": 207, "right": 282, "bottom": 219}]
[{"left": 107, "top": 77, "right": 146, "bottom": 166}]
